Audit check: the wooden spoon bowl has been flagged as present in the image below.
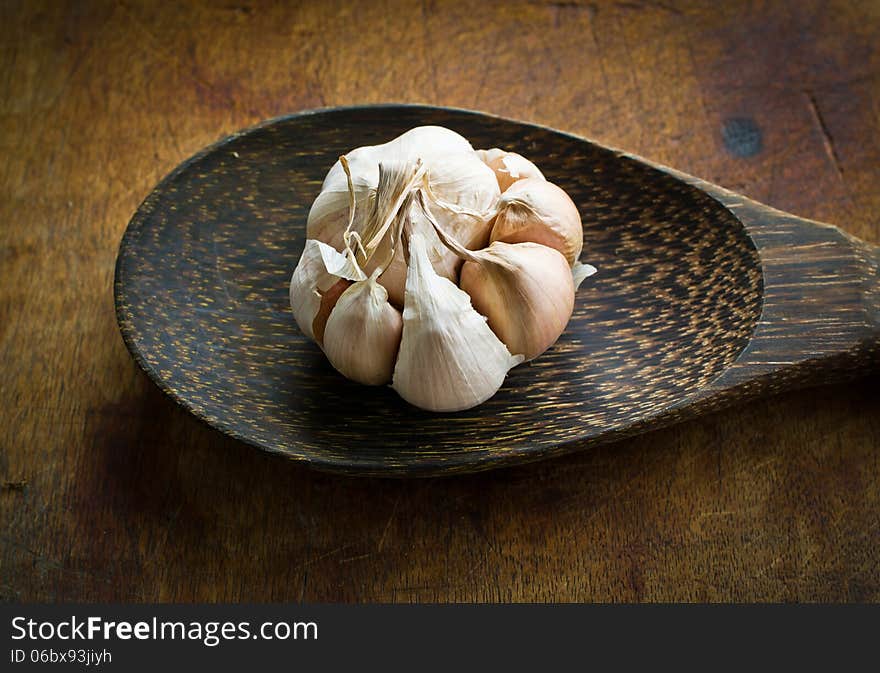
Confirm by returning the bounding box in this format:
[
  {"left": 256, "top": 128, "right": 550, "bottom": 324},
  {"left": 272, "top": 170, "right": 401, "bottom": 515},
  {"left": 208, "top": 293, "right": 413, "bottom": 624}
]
[{"left": 114, "top": 105, "right": 878, "bottom": 476}]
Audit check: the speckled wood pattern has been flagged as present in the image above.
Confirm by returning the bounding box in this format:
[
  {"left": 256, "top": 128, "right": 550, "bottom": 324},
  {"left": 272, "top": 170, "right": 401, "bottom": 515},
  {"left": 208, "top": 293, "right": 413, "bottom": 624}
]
[{"left": 115, "top": 106, "right": 770, "bottom": 475}]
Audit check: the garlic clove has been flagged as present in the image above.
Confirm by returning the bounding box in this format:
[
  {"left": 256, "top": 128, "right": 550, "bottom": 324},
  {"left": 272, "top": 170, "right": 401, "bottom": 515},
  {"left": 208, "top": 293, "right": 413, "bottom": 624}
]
[
  {"left": 322, "top": 273, "right": 403, "bottom": 386},
  {"left": 460, "top": 241, "right": 575, "bottom": 361},
  {"left": 312, "top": 278, "right": 351, "bottom": 345},
  {"left": 422, "top": 152, "right": 499, "bottom": 224},
  {"left": 421, "top": 194, "right": 579, "bottom": 362},
  {"left": 289, "top": 239, "right": 365, "bottom": 342},
  {"left": 371, "top": 244, "right": 407, "bottom": 307},
  {"left": 490, "top": 178, "right": 583, "bottom": 265},
  {"left": 392, "top": 232, "right": 523, "bottom": 412},
  {"left": 477, "top": 148, "right": 546, "bottom": 192}
]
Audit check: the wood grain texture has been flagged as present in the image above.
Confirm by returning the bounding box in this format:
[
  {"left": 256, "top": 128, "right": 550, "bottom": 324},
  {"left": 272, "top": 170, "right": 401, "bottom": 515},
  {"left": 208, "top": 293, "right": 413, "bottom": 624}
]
[{"left": 2, "top": 0, "right": 879, "bottom": 601}]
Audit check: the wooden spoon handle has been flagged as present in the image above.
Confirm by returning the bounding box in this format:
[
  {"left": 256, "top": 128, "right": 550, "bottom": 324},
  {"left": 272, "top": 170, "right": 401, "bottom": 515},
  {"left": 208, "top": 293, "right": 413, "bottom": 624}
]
[
  {"left": 698, "top": 196, "right": 879, "bottom": 401},
  {"left": 615, "top": 179, "right": 880, "bottom": 442},
  {"left": 579, "top": 197, "right": 880, "bottom": 461},
  {"left": 637, "top": 154, "right": 880, "bottom": 386}
]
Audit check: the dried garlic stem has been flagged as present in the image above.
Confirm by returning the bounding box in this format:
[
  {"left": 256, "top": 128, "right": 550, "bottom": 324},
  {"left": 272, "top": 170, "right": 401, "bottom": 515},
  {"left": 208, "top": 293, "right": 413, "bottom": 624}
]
[
  {"left": 414, "top": 190, "right": 481, "bottom": 264},
  {"left": 361, "top": 160, "right": 427, "bottom": 258},
  {"left": 339, "top": 155, "right": 367, "bottom": 261}
]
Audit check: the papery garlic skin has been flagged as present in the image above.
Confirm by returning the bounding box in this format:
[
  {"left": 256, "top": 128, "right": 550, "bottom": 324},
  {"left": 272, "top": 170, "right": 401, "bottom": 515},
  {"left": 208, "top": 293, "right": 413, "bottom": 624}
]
[
  {"left": 572, "top": 261, "right": 598, "bottom": 290},
  {"left": 490, "top": 178, "right": 583, "bottom": 265},
  {"left": 308, "top": 127, "right": 475, "bottom": 247},
  {"left": 307, "top": 127, "right": 500, "bottom": 306},
  {"left": 460, "top": 242, "right": 575, "bottom": 361},
  {"left": 289, "top": 239, "right": 365, "bottom": 342},
  {"left": 392, "top": 233, "right": 523, "bottom": 412},
  {"left": 477, "top": 148, "right": 546, "bottom": 192},
  {"left": 322, "top": 274, "right": 403, "bottom": 386}
]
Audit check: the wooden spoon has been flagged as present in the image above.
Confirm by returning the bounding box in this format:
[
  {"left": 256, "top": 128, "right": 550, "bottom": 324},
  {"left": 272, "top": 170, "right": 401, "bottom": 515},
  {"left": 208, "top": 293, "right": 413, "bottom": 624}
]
[{"left": 114, "top": 105, "right": 879, "bottom": 476}]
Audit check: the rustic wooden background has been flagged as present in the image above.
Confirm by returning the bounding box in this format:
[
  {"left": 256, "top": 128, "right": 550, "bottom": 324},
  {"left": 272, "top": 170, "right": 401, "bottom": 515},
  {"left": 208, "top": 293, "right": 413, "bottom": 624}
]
[{"left": 2, "top": 0, "right": 878, "bottom": 602}]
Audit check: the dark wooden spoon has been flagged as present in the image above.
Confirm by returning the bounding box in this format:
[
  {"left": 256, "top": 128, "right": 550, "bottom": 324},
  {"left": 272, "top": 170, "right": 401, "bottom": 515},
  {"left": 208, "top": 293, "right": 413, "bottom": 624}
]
[{"left": 114, "top": 105, "right": 879, "bottom": 476}]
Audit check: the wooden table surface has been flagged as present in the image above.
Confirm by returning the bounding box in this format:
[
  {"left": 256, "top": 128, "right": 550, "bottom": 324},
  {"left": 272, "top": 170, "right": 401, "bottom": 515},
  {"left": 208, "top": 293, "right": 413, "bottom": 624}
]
[{"left": 2, "top": 0, "right": 878, "bottom": 602}]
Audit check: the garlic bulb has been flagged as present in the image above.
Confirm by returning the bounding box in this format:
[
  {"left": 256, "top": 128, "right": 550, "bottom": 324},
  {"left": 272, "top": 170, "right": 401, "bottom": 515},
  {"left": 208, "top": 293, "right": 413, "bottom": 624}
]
[
  {"left": 312, "top": 278, "right": 352, "bottom": 345},
  {"left": 477, "top": 148, "right": 545, "bottom": 192},
  {"left": 322, "top": 271, "right": 403, "bottom": 386},
  {"left": 307, "top": 126, "right": 500, "bottom": 306},
  {"left": 392, "top": 232, "right": 523, "bottom": 412},
  {"left": 289, "top": 239, "right": 365, "bottom": 343},
  {"left": 291, "top": 126, "right": 597, "bottom": 413},
  {"left": 490, "top": 178, "right": 583, "bottom": 265}
]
